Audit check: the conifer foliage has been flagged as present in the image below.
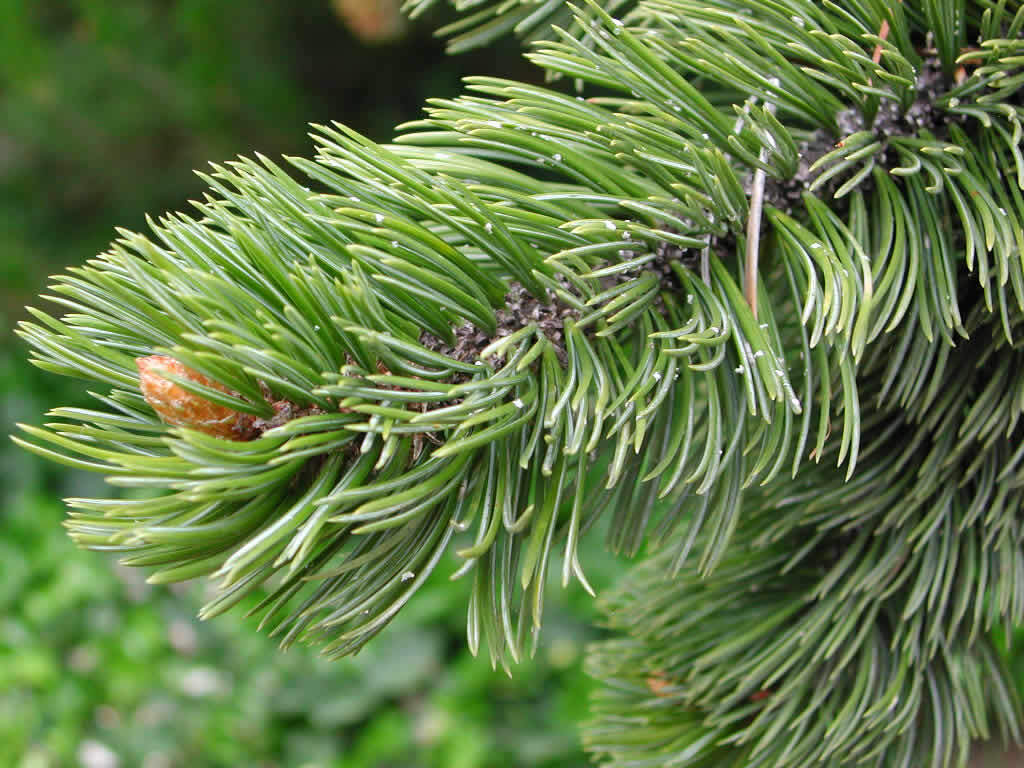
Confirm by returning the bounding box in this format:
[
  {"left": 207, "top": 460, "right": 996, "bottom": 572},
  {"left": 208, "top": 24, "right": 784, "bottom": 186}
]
[{"left": 14, "top": 1, "right": 1024, "bottom": 765}]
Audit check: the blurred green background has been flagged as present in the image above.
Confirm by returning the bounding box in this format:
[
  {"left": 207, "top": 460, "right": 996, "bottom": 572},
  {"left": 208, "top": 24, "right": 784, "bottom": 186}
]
[
  {"left": 0, "top": 2, "right": 622, "bottom": 766},
  {"left": 2, "top": 3, "right": 1022, "bottom": 768}
]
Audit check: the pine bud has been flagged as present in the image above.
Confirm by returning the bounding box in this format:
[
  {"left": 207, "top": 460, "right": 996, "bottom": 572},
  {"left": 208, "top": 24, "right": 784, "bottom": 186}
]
[
  {"left": 136, "top": 356, "right": 253, "bottom": 439},
  {"left": 645, "top": 671, "right": 672, "bottom": 698}
]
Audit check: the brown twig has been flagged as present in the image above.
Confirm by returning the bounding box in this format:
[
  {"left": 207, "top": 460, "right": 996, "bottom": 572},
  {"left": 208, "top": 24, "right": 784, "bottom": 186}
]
[
  {"left": 743, "top": 79, "right": 780, "bottom": 320},
  {"left": 745, "top": 166, "right": 767, "bottom": 320},
  {"left": 872, "top": 19, "right": 890, "bottom": 65}
]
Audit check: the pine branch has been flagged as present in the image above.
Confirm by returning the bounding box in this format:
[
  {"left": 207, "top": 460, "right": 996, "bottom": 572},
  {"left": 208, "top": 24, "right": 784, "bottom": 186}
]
[
  {"left": 12, "top": 2, "right": 1024, "bottom": 765},
  {"left": 588, "top": 531, "right": 1022, "bottom": 767}
]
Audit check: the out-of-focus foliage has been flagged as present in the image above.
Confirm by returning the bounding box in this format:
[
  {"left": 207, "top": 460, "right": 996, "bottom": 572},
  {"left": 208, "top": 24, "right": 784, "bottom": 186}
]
[
  {"left": 0, "top": 0, "right": 301, "bottom": 324},
  {"left": 0, "top": 0, "right": 531, "bottom": 330}
]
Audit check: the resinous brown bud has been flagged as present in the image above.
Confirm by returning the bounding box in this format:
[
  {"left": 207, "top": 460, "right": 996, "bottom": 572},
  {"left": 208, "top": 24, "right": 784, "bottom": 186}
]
[{"left": 136, "top": 356, "right": 253, "bottom": 439}]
